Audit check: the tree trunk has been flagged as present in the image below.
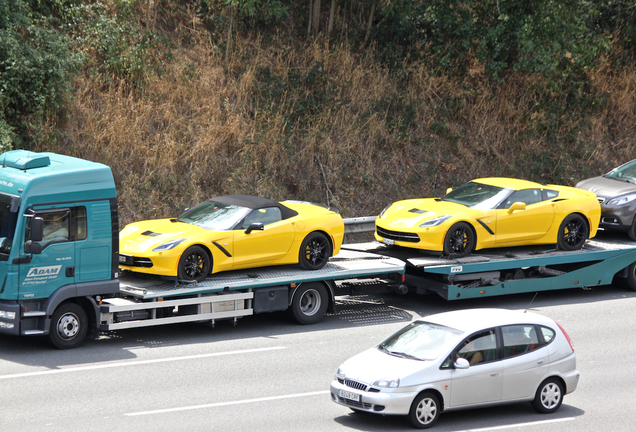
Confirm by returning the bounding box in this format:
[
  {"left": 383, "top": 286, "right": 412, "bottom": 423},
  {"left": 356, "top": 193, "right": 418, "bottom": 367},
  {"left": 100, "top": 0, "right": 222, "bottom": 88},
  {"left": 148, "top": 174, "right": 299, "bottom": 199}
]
[
  {"left": 312, "top": 0, "right": 321, "bottom": 35},
  {"left": 327, "top": 0, "right": 336, "bottom": 35},
  {"left": 225, "top": 5, "right": 234, "bottom": 63},
  {"left": 363, "top": 0, "right": 376, "bottom": 45},
  {"left": 307, "top": 0, "right": 314, "bottom": 36}
]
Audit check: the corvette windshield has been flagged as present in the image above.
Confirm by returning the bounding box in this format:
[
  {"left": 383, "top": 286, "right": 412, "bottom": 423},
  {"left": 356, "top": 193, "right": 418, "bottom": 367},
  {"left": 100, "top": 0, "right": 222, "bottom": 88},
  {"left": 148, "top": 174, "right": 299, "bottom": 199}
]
[
  {"left": 606, "top": 160, "right": 636, "bottom": 183},
  {"left": 377, "top": 321, "right": 462, "bottom": 361},
  {"left": 442, "top": 182, "right": 512, "bottom": 210},
  {"left": 177, "top": 201, "right": 251, "bottom": 231}
]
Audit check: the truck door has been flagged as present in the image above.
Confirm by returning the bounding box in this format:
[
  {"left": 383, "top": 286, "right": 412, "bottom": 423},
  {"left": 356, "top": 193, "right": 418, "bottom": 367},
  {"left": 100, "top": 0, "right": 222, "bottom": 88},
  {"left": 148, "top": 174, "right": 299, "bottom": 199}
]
[{"left": 18, "top": 208, "right": 76, "bottom": 300}]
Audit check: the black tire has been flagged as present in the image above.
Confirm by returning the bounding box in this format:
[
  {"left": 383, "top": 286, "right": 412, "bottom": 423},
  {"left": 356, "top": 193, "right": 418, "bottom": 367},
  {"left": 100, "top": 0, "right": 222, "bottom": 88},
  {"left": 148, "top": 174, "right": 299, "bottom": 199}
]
[
  {"left": 287, "top": 282, "right": 329, "bottom": 325},
  {"left": 298, "top": 232, "right": 332, "bottom": 270},
  {"left": 616, "top": 262, "right": 636, "bottom": 291},
  {"left": 531, "top": 378, "right": 564, "bottom": 414},
  {"left": 49, "top": 303, "right": 88, "bottom": 350},
  {"left": 408, "top": 392, "right": 441, "bottom": 429},
  {"left": 556, "top": 214, "right": 589, "bottom": 251},
  {"left": 178, "top": 246, "right": 211, "bottom": 282},
  {"left": 443, "top": 222, "right": 475, "bottom": 257},
  {"left": 628, "top": 218, "right": 636, "bottom": 241}
]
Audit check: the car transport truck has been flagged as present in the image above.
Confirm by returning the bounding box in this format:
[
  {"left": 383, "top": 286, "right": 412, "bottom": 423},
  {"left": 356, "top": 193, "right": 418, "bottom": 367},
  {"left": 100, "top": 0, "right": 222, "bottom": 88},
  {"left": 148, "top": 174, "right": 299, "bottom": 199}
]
[{"left": 1, "top": 150, "right": 635, "bottom": 349}]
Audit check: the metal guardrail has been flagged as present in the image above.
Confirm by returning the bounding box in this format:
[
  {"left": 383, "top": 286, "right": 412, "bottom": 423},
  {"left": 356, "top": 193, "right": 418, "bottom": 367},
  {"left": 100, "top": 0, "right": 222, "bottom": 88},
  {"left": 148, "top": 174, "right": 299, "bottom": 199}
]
[{"left": 343, "top": 216, "right": 376, "bottom": 234}]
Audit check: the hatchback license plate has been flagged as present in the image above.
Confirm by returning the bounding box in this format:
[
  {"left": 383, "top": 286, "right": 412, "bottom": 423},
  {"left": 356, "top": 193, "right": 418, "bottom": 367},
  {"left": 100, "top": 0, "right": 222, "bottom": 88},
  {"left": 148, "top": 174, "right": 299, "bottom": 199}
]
[{"left": 339, "top": 390, "right": 361, "bottom": 402}]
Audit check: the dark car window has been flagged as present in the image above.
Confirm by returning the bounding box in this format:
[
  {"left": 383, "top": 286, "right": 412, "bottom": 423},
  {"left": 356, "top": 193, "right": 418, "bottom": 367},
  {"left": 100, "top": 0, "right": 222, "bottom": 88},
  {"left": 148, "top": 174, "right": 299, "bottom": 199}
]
[
  {"left": 502, "top": 325, "right": 540, "bottom": 358},
  {"left": 454, "top": 329, "right": 498, "bottom": 366},
  {"left": 502, "top": 189, "right": 542, "bottom": 209}
]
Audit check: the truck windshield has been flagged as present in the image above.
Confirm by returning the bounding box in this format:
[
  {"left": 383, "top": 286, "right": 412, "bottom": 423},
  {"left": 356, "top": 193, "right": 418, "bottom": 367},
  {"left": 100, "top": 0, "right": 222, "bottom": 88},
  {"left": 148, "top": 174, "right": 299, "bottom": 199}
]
[
  {"left": 177, "top": 201, "right": 251, "bottom": 231},
  {"left": 0, "top": 193, "right": 18, "bottom": 257}
]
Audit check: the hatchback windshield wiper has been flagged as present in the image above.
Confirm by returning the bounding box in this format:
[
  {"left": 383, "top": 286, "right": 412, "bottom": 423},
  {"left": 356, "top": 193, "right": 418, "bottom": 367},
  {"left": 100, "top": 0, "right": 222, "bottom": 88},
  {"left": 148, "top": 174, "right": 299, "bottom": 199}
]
[{"left": 387, "top": 350, "right": 422, "bottom": 361}]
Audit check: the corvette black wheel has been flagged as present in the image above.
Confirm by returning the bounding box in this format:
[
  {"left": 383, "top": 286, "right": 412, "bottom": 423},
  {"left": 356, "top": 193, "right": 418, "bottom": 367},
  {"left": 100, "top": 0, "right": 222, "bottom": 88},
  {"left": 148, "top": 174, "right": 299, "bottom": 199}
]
[
  {"left": 298, "top": 232, "right": 332, "bottom": 270},
  {"left": 178, "top": 246, "right": 211, "bottom": 282},
  {"left": 557, "top": 214, "right": 588, "bottom": 251},
  {"left": 443, "top": 222, "right": 475, "bottom": 257}
]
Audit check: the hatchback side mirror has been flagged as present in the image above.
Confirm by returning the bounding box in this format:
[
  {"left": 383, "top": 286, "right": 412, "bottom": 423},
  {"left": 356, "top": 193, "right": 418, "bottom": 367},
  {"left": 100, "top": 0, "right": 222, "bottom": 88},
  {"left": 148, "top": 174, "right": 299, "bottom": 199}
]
[{"left": 454, "top": 357, "right": 470, "bottom": 369}]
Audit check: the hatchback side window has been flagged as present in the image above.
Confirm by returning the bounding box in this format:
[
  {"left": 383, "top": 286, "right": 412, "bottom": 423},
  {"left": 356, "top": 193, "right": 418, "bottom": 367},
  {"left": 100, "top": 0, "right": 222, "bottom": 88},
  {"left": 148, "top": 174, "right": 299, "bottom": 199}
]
[
  {"left": 456, "top": 330, "right": 498, "bottom": 365},
  {"left": 503, "top": 325, "right": 540, "bottom": 358},
  {"left": 540, "top": 326, "right": 556, "bottom": 343}
]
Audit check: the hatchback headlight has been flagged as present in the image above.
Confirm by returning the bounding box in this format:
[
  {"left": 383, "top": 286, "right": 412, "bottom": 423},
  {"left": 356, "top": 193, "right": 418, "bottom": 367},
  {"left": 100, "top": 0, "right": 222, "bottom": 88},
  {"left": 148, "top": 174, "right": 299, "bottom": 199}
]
[
  {"left": 373, "top": 378, "right": 400, "bottom": 388},
  {"left": 153, "top": 238, "right": 185, "bottom": 252},
  {"left": 607, "top": 193, "right": 636, "bottom": 206},
  {"left": 420, "top": 215, "right": 450, "bottom": 227}
]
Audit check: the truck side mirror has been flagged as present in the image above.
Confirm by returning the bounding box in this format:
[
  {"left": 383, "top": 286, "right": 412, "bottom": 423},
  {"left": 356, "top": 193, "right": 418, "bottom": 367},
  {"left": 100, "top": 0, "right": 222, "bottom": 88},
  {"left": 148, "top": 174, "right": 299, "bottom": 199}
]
[
  {"left": 25, "top": 241, "right": 42, "bottom": 255},
  {"left": 31, "top": 217, "right": 44, "bottom": 242}
]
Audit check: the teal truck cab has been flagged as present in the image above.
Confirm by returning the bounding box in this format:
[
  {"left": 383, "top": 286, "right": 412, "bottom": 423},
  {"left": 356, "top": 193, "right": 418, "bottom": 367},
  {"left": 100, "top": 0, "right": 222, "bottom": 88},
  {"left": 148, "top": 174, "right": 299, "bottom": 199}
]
[{"left": 0, "top": 150, "right": 120, "bottom": 348}]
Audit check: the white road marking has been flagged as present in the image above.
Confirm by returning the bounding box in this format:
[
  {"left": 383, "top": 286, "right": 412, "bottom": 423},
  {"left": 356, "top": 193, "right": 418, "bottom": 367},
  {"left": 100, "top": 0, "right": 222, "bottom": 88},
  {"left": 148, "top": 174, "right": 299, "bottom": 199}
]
[
  {"left": 0, "top": 346, "right": 285, "bottom": 380},
  {"left": 125, "top": 390, "right": 331, "bottom": 416},
  {"left": 462, "top": 417, "right": 576, "bottom": 431}
]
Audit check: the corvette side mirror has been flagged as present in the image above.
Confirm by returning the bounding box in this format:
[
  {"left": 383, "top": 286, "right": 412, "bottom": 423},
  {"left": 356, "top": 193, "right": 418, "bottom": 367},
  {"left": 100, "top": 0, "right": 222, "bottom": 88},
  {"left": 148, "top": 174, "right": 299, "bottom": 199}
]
[
  {"left": 446, "top": 187, "right": 453, "bottom": 194},
  {"left": 245, "top": 223, "right": 264, "bottom": 234},
  {"left": 507, "top": 202, "right": 526, "bottom": 213}
]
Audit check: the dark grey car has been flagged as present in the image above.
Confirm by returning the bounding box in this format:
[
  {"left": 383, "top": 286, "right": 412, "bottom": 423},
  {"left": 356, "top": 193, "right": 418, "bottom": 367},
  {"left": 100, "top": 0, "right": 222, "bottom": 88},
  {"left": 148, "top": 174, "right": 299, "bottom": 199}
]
[{"left": 576, "top": 159, "right": 636, "bottom": 240}]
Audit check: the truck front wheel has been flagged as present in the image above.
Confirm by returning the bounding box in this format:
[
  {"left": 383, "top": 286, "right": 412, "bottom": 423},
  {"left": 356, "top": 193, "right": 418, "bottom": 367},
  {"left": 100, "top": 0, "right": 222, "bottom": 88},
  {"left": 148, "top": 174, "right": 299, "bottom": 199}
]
[
  {"left": 287, "top": 283, "right": 329, "bottom": 325},
  {"left": 49, "top": 303, "right": 88, "bottom": 349}
]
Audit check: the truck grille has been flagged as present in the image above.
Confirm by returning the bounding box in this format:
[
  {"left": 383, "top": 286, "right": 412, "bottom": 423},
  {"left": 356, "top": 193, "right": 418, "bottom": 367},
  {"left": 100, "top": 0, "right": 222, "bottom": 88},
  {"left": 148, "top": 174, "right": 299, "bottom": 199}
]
[{"left": 376, "top": 226, "right": 420, "bottom": 243}]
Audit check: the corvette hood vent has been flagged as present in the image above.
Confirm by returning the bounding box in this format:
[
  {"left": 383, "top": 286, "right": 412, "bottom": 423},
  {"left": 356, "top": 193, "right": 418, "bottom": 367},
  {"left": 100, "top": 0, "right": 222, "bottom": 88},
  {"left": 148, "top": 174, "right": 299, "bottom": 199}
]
[
  {"left": 408, "top": 208, "right": 429, "bottom": 214},
  {"left": 141, "top": 230, "right": 162, "bottom": 237}
]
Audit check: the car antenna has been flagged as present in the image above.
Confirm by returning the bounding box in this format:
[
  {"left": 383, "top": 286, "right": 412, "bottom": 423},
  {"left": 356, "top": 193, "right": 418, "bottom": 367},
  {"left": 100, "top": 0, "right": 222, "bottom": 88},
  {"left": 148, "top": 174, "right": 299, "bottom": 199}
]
[{"left": 525, "top": 292, "right": 539, "bottom": 313}]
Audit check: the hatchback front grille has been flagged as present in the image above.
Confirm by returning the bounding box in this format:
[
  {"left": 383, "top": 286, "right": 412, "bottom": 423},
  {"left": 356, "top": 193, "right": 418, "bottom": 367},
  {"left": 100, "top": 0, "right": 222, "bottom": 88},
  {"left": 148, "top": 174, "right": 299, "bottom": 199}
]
[
  {"left": 337, "top": 396, "right": 373, "bottom": 410},
  {"left": 376, "top": 226, "right": 420, "bottom": 243},
  {"left": 341, "top": 378, "right": 368, "bottom": 391}
]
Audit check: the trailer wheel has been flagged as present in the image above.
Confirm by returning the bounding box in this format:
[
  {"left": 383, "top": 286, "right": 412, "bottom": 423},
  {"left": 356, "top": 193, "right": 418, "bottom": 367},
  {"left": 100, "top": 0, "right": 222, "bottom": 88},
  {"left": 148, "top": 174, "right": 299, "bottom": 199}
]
[
  {"left": 178, "top": 246, "right": 211, "bottom": 282},
  {"left": 287, "top": 282, "right": 329, "bottom": 324},
  {"left": 556, "top": 214, "right": 588, "bottom": 251},
  {"left": 617, "top": 262, "right": 636, "bottom": 291},
  {"left": 298, "top": 232, "right": 332, "bottom": 270},
  {"left": 49, "top": 303, "right": 88, "bottom": 349},
  {"left": 443, "top": 222, "right": 475, "bottom": 257}
]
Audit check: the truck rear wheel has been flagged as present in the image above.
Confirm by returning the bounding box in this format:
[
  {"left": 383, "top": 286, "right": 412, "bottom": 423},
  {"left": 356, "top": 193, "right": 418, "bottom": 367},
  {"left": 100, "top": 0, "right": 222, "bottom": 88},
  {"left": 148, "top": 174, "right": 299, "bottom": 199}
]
[
  {"left": 617, "top": 262, "right": 636, "bottom": 291},
  {"left": 287, "top": 282, "right": 329, "bottom": 324},
  {"left": 49, "top": 303, "right": 88, "bottom": 349}
]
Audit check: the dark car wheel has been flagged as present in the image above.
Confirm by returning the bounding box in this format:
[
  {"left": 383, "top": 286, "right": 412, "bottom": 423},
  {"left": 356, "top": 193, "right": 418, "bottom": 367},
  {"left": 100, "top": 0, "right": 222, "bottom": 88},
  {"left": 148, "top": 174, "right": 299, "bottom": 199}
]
[
  {"left": 532, "top": 378, "right": 564, "bottom": 414},
  {"left": 298, "top": 232, "right": 332, "bottom": 270},
  {"left": 443, "top": 222, "right": 475, "bottom": 257},
  {"left": 408, "top": 392, "right": 441, "bottom": 429},
  {"left": 178, "top": 246, "right": 211, "bottom": 282},
  {"left": 557, "top": 214, "right": 588, "bottom": 250}
]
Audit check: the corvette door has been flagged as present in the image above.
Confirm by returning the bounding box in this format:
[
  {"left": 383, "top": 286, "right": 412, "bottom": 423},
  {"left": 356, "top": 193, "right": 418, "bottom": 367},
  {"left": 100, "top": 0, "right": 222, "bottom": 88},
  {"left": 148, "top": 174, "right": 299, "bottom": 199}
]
[
  {"left": 494, "top": 189, "right": 555, "bottom": 245},
  {"left": 232, "top": 207, "right": 295, "bottom": 268}
]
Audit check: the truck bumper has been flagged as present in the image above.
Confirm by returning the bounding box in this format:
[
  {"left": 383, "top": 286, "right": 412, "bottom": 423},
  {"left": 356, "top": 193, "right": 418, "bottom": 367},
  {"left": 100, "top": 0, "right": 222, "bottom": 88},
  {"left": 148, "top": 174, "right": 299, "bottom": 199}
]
[{"left": 0, "top": 301, "right": 21, "bottom": 336}]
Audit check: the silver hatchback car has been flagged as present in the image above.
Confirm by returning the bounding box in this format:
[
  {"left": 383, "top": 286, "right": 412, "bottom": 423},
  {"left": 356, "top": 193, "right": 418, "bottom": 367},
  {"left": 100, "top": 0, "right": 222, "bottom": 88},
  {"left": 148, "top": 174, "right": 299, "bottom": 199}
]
[
  {"left": 576, "top": 159, "right": 636, "bottom": 240},
  {"left": 330, "top": 308, "right": 579, "bottom": 429}
]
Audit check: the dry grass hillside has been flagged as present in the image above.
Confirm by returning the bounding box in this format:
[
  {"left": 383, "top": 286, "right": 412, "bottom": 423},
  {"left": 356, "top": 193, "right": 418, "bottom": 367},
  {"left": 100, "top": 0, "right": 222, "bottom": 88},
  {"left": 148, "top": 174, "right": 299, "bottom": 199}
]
[{"left": 35, "top": 3, "right": 636, "bottom": 227}]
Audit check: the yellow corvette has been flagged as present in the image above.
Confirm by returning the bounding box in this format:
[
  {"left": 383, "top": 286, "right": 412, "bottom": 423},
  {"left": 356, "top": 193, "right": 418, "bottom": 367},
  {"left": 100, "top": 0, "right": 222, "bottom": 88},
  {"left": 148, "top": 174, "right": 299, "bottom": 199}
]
[
  {"left": 375, "top": 178, "right": 601, "bottom": 256},
  {"left": 119, "top": 195, "right": 345, "bottom": 281}
]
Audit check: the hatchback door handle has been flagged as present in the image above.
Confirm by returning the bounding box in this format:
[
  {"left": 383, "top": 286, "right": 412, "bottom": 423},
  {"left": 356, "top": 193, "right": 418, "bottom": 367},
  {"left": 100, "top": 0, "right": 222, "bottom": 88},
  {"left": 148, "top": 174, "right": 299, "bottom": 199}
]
[
  {"left": 490, "top": 373, "right": 499, "bottom": 377},
  {"left": 537, "top": 360, "right": 544, "bottom": 365}
]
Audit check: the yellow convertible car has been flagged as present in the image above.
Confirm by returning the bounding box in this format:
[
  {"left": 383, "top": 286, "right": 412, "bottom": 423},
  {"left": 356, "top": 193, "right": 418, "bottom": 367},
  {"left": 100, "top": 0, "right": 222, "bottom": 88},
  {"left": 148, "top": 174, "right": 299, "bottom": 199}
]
[
  {"left": 119, "top": 195, "right": 345, "bottom": 281},
  {"left": 375, "top": 178, "right": 601, "bottom": 256}
]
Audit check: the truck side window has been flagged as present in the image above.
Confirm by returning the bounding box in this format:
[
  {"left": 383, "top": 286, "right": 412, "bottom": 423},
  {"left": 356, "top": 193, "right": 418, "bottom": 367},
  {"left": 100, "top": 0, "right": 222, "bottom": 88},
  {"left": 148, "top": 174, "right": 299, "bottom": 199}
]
[
  {"left": 39, "top": 211, "right": 70, "bottom": 248},
  {"left": 75, "top": 206, "right": 87, "bottom": 241}
]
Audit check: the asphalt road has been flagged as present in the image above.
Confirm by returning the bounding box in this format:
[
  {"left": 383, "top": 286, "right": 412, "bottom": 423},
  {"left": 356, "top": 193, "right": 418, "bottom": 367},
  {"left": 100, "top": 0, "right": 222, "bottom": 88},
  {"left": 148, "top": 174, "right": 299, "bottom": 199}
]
[{"left": 1, "top": 283, "right": 635, "bottom": 432}]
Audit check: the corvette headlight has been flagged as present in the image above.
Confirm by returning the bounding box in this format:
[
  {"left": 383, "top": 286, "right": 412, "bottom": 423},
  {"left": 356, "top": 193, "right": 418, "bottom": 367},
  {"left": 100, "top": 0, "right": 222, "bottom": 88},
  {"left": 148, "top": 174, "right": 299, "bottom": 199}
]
[
  {"left": 379, "top": 204, "right": 393, "bottom": 219},
  {"left": 153, "top": 238, "right": 185, "bottom": 252},
  {"left": 373, "top": 378, "right": 400, "bottom": 388},
  {"left": 420, "top": 215, "right": 451, "bottom": 227},
  {"left": 607, "top": 193, "right": 636, "bottom": 206}
]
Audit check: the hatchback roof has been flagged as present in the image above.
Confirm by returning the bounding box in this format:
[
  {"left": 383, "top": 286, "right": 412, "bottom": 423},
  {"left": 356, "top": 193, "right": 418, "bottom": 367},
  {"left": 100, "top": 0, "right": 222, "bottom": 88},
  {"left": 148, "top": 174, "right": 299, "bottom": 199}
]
[{"left": 419, "top": 308, "right": 553, "bottom": 333}]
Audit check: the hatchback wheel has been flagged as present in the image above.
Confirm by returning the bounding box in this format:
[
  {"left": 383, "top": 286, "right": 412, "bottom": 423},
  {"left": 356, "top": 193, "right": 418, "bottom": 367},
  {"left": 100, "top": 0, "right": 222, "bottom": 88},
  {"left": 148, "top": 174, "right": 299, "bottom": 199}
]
[
  {"left": 408, "top": 392, "right": 440, "bottom": 429},
  {"left": 532, "top": 378, "right": 564, "bottom": 414}
]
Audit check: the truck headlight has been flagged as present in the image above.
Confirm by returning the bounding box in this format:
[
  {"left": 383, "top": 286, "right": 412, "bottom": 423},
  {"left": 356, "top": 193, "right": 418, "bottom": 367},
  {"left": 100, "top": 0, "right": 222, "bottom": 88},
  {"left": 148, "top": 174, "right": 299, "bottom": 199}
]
[
  {"left": 0, "top": 322, "right": 15, "bottom": 329},
  {"left": 153, "top": 238, "right": 185, "bottom": 252},
  {"left": 0, "top": 310, "right": 16, "bottom": 319}
]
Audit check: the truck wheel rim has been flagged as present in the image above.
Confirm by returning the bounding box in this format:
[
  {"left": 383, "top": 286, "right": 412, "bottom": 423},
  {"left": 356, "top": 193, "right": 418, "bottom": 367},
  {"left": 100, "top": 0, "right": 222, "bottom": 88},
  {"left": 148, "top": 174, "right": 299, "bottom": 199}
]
[
  {"left": 300, "top": 289, "right": 321, "bottom": 316},
  {"left": 57, "top": 313, "right": 79, "bottom": 339}
]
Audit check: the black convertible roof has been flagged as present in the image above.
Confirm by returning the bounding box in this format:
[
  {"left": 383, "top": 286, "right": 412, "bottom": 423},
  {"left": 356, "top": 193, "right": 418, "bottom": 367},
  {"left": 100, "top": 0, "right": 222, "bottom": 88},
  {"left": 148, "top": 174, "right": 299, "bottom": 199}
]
[{"left": 211, "top": 195, "right": 298, "bottom": 219}]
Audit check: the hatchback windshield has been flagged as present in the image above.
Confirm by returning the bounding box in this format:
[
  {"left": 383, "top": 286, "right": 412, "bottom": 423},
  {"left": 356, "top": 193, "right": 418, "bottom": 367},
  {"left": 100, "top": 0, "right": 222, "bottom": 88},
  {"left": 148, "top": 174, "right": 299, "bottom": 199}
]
[
  {"left": 377, "top": 321, "right": 463, "bottom": 361},
  {"left": 177, "top": 201, "right": 251, "bottom": 231},
  {"left": 606, "top": 159, "right": 636, "bottom": 183},
  {"left": 441, "top": 182, "right": 512, "bottom": 210}
]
